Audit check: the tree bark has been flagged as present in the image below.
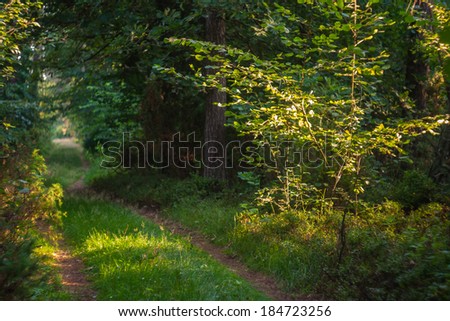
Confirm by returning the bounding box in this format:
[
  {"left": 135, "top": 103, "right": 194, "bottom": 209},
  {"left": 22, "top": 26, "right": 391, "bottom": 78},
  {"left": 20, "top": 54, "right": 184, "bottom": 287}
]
[{"left": 203, "top": 9, "right": 226, "bottom": 180}]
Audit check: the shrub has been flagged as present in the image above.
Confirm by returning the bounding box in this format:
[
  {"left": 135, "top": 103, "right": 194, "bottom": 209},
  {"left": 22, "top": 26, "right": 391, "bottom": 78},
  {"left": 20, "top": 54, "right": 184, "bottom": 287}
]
[
  {"left": 0, "top": 146, "right": 64, "bottom": 299},
  {"left": 392, "top": 170, "right": 436, "bottom": 209},
  {"left": 232, "top": 209, "right": 339, "bottom": 293},
  {"left": 322, "top": 202, "right": 450, "bottom": 300},
  {"left": 232, "top": 201, "right": 449, "bottom": 300}
]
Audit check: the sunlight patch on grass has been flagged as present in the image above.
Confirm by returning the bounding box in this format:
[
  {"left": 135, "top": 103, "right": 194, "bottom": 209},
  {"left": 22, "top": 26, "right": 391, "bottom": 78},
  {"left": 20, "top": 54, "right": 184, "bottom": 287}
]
[
  {"left": 85, "top": 167, "right": 242, "bottom": 245},
  {"left": 30, "top": 230, "right": 73, "bottom": 300},
  {"left": 62, "top": 197, "right": 268, "bottom": 300}
]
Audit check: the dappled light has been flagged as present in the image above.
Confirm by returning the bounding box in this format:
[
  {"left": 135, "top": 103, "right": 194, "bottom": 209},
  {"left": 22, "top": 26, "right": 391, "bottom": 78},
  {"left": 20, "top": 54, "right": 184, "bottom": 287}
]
[
  {"left": 1, "top": 0, "right": 449, "bottom": 303},
  {"left": 62, "top": 193, "right": 268, "bottom": 301}
]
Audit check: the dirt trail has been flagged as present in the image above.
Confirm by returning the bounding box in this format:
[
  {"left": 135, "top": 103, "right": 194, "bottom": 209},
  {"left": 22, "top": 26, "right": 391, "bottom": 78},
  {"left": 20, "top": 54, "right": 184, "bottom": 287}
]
[
  {"left": 49, "top": 231, "right": 97, "bottom": 300},
  {"left": 48, "top": 138, "right": 96, "bottom": 300},
  {"left": 53, "top": 246, "right": 96, "bottom": 300},
  {"left": 136, "top": 205, "right": 313, "bottom": 301},
  {"left": 53, "top": 138, "right": 315, "bottom": 301},
  {"left": 37, "top": 218, "right": 96, "bottom": 300}
]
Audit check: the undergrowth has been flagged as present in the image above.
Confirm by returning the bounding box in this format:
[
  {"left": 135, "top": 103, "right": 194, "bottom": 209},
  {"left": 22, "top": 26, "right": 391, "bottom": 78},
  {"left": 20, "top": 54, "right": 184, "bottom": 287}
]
[
  {"left": 86, "top": 160, "right": 241, "bottom": 245},
  {"left": 1, "top": 137, "right": 67, "bottom": 300},
  {"left": 85, "top": 153, "right": 450, "bottom": 300}
]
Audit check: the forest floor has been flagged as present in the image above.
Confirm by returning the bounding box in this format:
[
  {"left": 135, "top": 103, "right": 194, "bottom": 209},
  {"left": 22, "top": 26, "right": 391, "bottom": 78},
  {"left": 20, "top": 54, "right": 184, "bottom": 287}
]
[
  {"left": 47, "top": 137, "right": 302, "bottom": 300},
  {"left": 39, "top": 139, "right": 96, "bottom": 300},
  {"left": 36, "top": 220, "right": 97, "bottom": 300}
]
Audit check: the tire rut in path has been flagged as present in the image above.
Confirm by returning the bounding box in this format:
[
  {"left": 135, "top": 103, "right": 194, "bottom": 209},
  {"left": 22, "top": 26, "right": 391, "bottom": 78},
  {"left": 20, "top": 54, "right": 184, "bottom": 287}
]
[
  {"left": 36, "top": 221, "right": 96, "bottom": 301},
  {"left": 52, "top": 238, "right": 97, "bottom": 300},
  {"left": 135, "top": 204, "right": 315, "bottom": 301},
  {"left": 47, "top": 138, "right": 96, "bottom": 300}
]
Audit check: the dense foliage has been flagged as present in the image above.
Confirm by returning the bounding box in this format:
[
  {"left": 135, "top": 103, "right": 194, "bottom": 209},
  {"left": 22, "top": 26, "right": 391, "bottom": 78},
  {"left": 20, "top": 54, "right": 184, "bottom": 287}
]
[
  {"left": 0, "top": 0, "right": 65, "bottom": 299},
  {"left": 1, "top": 0, "right": 449, "bottom": 300},
  {"left": 157, "top": 1, "right": 450, "bottom": 298}
]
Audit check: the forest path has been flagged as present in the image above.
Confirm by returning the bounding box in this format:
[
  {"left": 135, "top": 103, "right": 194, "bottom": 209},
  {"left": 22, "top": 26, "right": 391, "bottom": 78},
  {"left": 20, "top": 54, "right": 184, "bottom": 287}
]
[
  {"left": 51, "top": 242, "right": 96, "bottom": 300},
  {"left": 134, "top": 204, "right": 306, "bottom": 300},
  {"left": 52, "top": 138, "right": 308, "bottom": 301},
  {"left": 48, "top": 138, "right": 96, "bottom": 300},
  {"left": 39, "top": 223, "right": 97, "bottom": 300}
]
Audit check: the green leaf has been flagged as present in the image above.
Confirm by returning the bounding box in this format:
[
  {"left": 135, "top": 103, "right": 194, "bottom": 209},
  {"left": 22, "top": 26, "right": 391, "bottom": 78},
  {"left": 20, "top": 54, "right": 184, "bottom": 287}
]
[
  {"left": 341, "top": 24, "right": 351, "bottom": 32},
  {"left": 194, "top": 54, "right": 204, "bottom": 61},
  {"left": 2, "top": 122, "right": 15, "bottom": 130},
  {"left": 404, "top": 14, "right": 415, "bottom": 24},
  {"left": 438, "top": 26, "right": 450, "bottom": 45}
]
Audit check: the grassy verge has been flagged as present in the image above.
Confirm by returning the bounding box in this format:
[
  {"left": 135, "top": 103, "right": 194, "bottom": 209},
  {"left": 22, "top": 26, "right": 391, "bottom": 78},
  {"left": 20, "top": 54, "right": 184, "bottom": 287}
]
[
  {"left": 86, "top": 158, "right": 450, "bottom": 300},
  {"left": 86, "top": 165, "right": 316, "bottom": 291},
  {"left": 61, "top": 196, "right": 268, "bottom": 300},
  {"left": 86, "top": 165, "right": 241, "bottom": 245}
]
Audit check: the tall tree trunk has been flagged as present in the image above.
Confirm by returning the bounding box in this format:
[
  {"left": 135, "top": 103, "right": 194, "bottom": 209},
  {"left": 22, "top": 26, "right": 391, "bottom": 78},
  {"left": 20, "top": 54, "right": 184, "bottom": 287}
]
[
  {"left": 405, "top": 49, "right": 429, "bottom": 113},
  {"left": 203, "top": 9, "right": 226, "bottom": 180}
]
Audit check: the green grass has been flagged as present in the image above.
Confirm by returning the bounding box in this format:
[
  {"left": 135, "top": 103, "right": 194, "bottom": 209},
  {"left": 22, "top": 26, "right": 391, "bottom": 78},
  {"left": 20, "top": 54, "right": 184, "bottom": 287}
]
[
  {"left": 84, "top": 159, "right": 450, "bottom": 300},
  {"left": 86, "top": 163, "right": 242, "bottom": 245},
  {"left": 85, "top": 166, "right": 322, "bottom": 293},
  {"left": 84, "top": 159, "right": 331, "bottom": 296},
  {"left": 46, "top": 142, "right": 450, "bottom": 300},
  {"left": 29, "top": 229, "right": 73, "bottom": 300},
  {"left": 44, "top": 142, "right": 85, "bottom": 188},
  {"left": 85, "top": 164, "right": 320, "bottom": 292},
  {"left": 62, "top": 196, "right": 268, "bottom": 300},
  {"left": 166, "top": 197, "right": 238, "bottom": 245},
  {"left": 43, "top": 142, "right": 268, "bottom": 300}
]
